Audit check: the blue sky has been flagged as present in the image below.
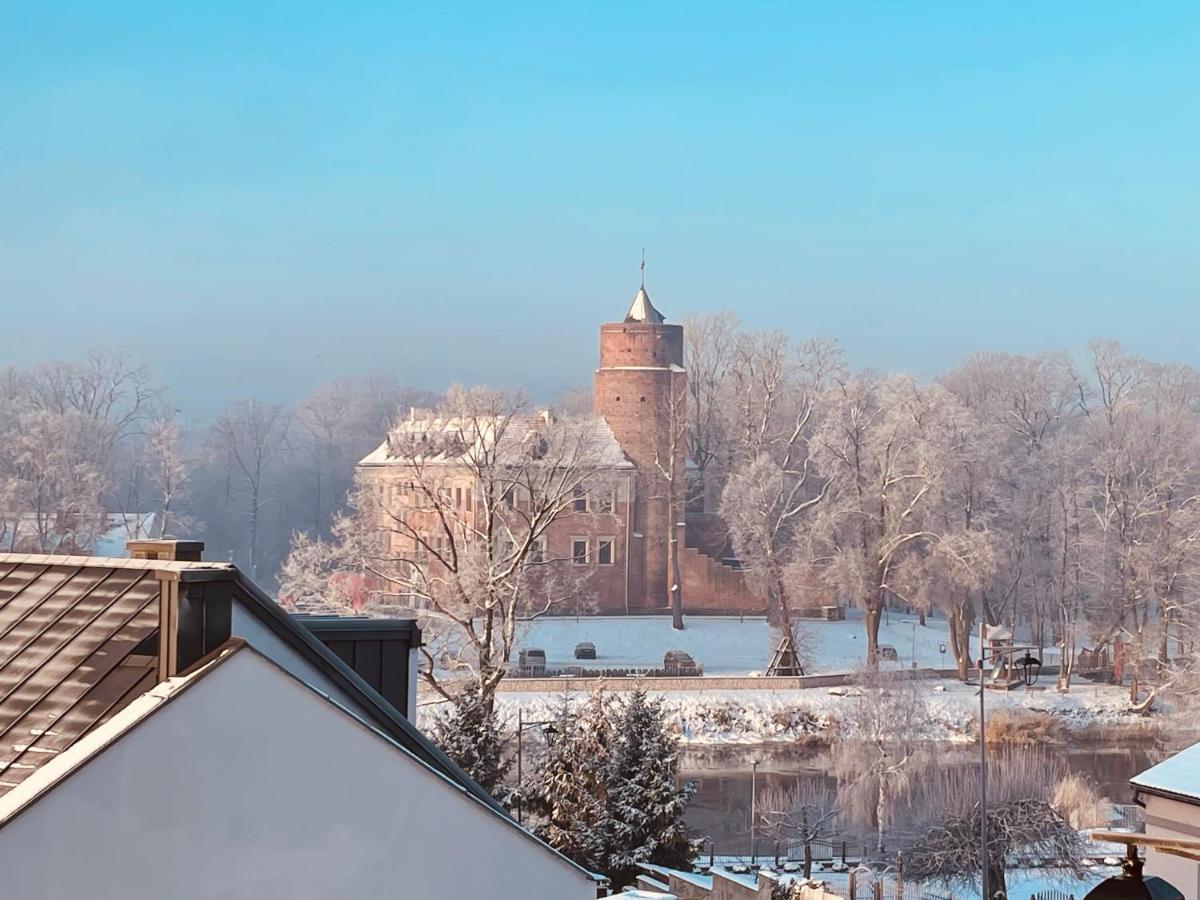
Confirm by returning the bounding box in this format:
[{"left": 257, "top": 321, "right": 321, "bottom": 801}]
[{"left": 2, "top": 2, "right": 1197, "bottom": 416}]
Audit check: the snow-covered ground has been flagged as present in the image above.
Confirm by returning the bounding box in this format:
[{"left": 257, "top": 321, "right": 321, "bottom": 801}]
[
  {"left": 493, "top": 679, "right": 1140, "bottom": 745},
  {"left": 517, "top": 610, "right": 1055, "bottom": 675}
]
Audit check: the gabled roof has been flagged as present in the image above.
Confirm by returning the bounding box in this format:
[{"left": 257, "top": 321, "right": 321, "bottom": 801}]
[
  {"left": 0, "top": 552, "right": 504, "bottom": 817},
  {"left": 1131, "top": 741, "right": 1200, "bottom": 804},
  {"left": 0, "top": 639, "right": 243, "bottom": 826},
  {"left": 0, "top": 558, "right": 168, "bottom": 795},
  {"left": 359, "top": 413, "right": 633, "bottom": 470},
  {"left": 0, "top": 639, "right": 602, "bottom": 887},
  {"left": 0, "top": 551, "right": 602, "bottom": 882}
]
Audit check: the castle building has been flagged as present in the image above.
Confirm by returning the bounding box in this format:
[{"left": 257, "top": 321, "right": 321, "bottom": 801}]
[{"left": 357, "top": 280, "right": 763, "bottom": 616}]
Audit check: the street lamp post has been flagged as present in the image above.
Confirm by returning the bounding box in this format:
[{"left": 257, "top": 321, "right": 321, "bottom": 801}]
[
  {"left": 750, "top": 759, "right": 760, "bottom": 865},
  {"left": 979, "top": 624, "right": 989, "bottom": 900},
  {"left": 515, "top": 707, "right": 558, "bottom": 826},
  {"left": 976, "top": 624, "right": 1044, "bottom": 900}
]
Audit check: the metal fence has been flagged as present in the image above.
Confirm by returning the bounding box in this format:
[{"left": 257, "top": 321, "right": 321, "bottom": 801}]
[{"left": 509, "top": 663, "right": 704, "bottom": 678}]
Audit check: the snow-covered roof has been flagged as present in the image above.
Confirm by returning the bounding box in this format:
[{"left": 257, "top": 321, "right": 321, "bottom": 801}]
[
  {"left": 1131, "top": 741, "right": 1200, "bottom": 803},
  {"left": 359, "top": 413, "right": 633, "bottom": 470},
  {"left": 638, "top": 863, "right": 712, "bottom": 889},
  {"left": 626, "top": 285, "right": 666, "bottom": 324}
]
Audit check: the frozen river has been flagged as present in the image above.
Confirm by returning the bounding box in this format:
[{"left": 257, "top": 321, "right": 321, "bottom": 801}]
[{"left": 679, "top": 740, "right": 1157, "bottom": 853}]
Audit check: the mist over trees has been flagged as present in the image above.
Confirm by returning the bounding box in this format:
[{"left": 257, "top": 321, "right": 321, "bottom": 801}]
[
  {"left": 5, "top": 318, "right": 1200, "bottom": 697},
  {"left": 0, "top": 355, "right": 435, "bottom": 587}
]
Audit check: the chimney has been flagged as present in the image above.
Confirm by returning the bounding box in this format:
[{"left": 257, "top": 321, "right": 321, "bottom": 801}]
[
  {"left": 127, "top": 539, "right": 206, "bottom": 562},
  {"left": 127, "top": 540, "right": 232, "bottom": 681}
]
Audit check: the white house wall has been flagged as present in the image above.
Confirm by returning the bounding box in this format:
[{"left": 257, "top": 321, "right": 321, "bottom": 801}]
[
  {"left": 1144, "top": 794, "right": 1200, "bottom": 900},
  {"left": 0, "top": 650, "right": 596, "bottom": 900},
  {"left": 229, "top": 601, "right": 375, "bottom": 719}
]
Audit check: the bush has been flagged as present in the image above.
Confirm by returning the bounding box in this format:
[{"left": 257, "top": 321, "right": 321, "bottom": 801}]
[
  {"left": 983, "top": 708, "right": 1065, "bottom": 745},
  {"left": 1052, "top": 772, "right": 1110, "bottom": 829}
]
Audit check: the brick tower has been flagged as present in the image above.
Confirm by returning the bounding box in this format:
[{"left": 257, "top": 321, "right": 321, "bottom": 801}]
[{"left": 593, "top": 273, "right": 686, "bottom": 611}]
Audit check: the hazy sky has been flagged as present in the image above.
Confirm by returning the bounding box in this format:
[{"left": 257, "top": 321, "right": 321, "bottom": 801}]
[{"left": 2, "top": 2, "right": 1197, "bottom": 418}]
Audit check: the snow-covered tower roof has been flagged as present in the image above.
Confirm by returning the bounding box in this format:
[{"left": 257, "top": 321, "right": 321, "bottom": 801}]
[
  {"left": 625, "top": 254, "right": 666, "bottom": 324},
  {"left": 625, "top": 285, "right": 665, "bottom": 324}
]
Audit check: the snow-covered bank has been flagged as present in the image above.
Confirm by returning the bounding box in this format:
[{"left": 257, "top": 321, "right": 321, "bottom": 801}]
[{"left": 491, "top": 680, "right": 1157, "bottom": 746}]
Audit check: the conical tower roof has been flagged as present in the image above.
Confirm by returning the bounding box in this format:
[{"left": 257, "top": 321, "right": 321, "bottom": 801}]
[{"left": 625, "top": 285, "right": 665, "bottom": 324}]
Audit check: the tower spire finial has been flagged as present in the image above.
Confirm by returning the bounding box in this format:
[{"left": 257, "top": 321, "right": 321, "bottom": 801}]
[{"left": 640, "top": 248, "right": 645, "bottom": 289}]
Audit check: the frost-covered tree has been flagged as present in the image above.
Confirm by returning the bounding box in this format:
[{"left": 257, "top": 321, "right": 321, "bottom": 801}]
[
  {"left": 758, "top": 780, "right": 838, "bottom": 878},
  {"left": 528, "top": 691, "right": 617, "bottom": 875},
  {"left": 607, "top": 688, "right": 696, "bottom": 886},
  {"left": 430, "top": 683, "right": 512, "bottom": 800},
  {"left": 832, "top": 668, "right": 929, "bottom": 853},
  {"left": 720, "top": 334, "right": 843, "bottom": 634},
  {"left": 811, "top": 376, "right": 968, "bottom": 663},
  {"left": 526, "top": 688, "right": 697, "bottom": 888},
  {"left": 279, "top": 385, "right": 615, "bottom": 710}
]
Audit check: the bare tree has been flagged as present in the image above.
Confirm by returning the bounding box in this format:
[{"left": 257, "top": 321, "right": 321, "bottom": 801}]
[
  {"left": 654, "top": 367, "right": 688, "bottom": 629},
  {"left": 901, "top": 749, "right": 1089, "bottom": 900},
  {"left": 758, "top": 780, "right": 838, "bottom": 878},
  {"left": 811, "top": 376, "right": 967, "bottom": 664},
  {"left": 832, "top": 668, "right": 929, "bottom": 853},
  {"left": 211, "top": 400, "right": 292, "bottom": 577},
  {"left": 682, "top": 311, "right": 739, "bottom": 505},
  {"left": 280, "top": 386, "right": 619, "bottom": 709},
  {"left": 721, "top": 335, "right": 844, "bottom": 632}
]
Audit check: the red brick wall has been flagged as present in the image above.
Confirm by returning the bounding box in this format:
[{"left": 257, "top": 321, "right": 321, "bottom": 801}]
[
  {"left": 676, "top": 527, "right": 766, "bottom": 614},
  {"left": 594, "top": 322, "right": 686, "bottom": 610}
]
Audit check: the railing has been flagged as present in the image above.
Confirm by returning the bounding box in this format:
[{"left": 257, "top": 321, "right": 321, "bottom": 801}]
[
  {"left": 509, "top": 663, "right": 704, "bottom": 679},
  {"left": 1030, "top": 891, "right": 1075, "bottom": 900}
]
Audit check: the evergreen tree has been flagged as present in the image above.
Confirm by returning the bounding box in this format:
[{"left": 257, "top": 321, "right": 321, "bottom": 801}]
[
  {"left": 430, "top": 683, "right": 512, "bottom": 800},
  {"left": 528, "top": 690, "right": 616, "bottom": 874},
  {"left": 607, "top": 688, "right": 697, "bottom": 887},
  {"left": 525, "top": 687, "right": 698, "bottom": 889}
]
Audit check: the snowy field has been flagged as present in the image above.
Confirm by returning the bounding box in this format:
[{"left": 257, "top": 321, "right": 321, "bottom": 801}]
[
  {"left": 493, "top": 678, "right": 1138, "bottom": 745},
  {"left": 515, "top": 609, "right": 1047, "bottom": 675}
]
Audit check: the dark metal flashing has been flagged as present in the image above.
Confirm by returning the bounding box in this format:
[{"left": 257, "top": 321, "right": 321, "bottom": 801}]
[
  {"left": 173, "top": 567, "right": 238, "bottom": 584},
  {"left": 1133, "top": 784, "right": 1200, "bottom": 808},
  {"left": 294, "top": 615, "right": 422, "bottom": 646},
  {"left": 297, "top": 616, "right": 421, "bottom": 718}
]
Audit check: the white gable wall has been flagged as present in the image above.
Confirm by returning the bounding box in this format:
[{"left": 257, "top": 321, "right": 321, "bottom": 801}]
[
  {"left": 1144, "top": 794, "right": 1200, "bottom": 900},
  {"left": 230, "top": 600, "right": 376, "bottom": 719},
  {"left": 0, "top": 650, "right": 596, "bottom": 900}
]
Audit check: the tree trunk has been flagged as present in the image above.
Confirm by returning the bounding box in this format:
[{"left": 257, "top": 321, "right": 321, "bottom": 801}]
[
  {"left": 866, "top": 604, "right": 882, "bottom": 666},
  {"left": 987, "top": 858, "right": 1006, "bottom": 900},
  {"left": 669, "top": 523, "right": 684, "bottom": 630},
  {"left": 248, "top": 485, "right": 259, "bottom": 577}
]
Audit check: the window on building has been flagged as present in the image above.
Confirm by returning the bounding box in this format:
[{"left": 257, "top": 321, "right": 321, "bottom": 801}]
[
  {"left": 572, "top": 538, "right": 589, "bottom": 565},
  {"left": 572, "top": 486, "right": 588, "bottom": 513},
  {"left": 594, "top": 489, "right": 615, "bottom": 513},
  {"left": 597, "top": 538, "right": 614, "bottom": 565},
  {"left": 528, "top": 537, "right": 545, "bottom": 564},
  {"left": 502, "top": 486, "right": 515, "bottom": 508},
  {"left": 454, "top": 487, "right": 463, "bottom": 508}
]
